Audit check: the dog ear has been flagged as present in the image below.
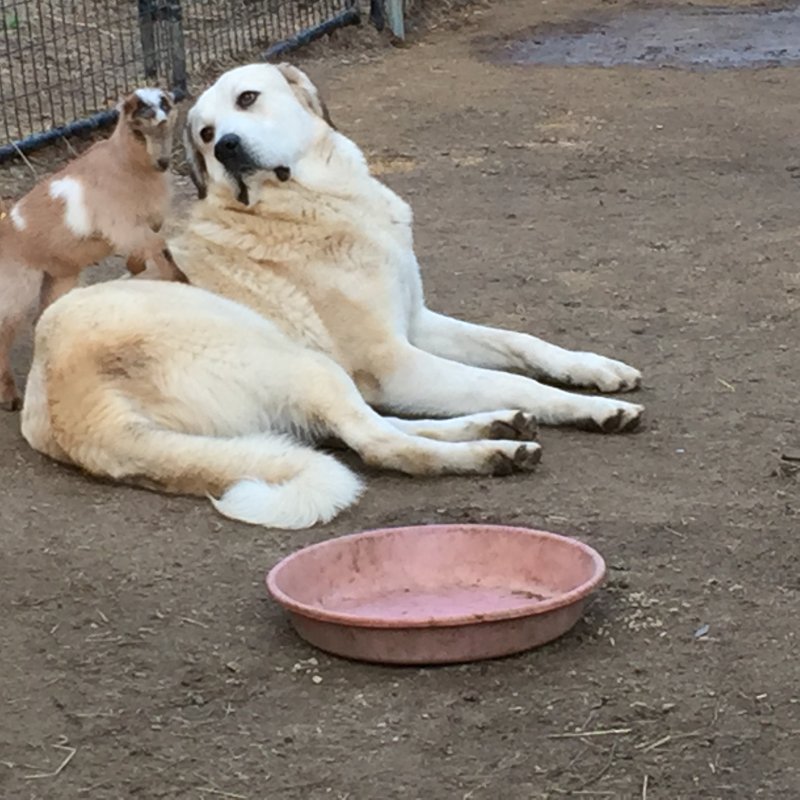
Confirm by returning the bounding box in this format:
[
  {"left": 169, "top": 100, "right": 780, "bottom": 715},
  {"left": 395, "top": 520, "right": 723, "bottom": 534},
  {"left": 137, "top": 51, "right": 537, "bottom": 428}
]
[
  {"left": 183, "top": 122, "right": 208, "bottom": 200},
  {"left": 276, "top": 63, "right": 336, "bottom": 130}
]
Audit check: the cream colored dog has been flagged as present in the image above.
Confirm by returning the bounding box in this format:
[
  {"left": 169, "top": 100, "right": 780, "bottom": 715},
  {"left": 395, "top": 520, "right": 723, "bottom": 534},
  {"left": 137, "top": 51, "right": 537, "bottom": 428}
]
[{"left": 21, "top": 63, "right": 644, "bottom": 529}]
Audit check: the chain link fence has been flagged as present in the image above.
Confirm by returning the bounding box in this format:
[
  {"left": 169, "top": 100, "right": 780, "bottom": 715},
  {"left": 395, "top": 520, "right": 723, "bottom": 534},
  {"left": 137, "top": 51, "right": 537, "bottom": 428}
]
[{"left": 0, "top": 0, "right": 359, "bottom": 161}]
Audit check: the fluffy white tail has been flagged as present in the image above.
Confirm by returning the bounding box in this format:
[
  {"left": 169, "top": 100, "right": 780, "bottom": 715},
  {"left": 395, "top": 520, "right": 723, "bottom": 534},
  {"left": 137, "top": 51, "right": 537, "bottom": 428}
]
[{"left": 209, "top": 454, "right": 363, "bottom": 529}]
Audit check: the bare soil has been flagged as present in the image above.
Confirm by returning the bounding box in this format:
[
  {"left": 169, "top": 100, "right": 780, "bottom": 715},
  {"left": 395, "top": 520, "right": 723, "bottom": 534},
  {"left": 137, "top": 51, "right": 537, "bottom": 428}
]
[{"left": 1, "top": 1, "right": 799, "bottom": 798}]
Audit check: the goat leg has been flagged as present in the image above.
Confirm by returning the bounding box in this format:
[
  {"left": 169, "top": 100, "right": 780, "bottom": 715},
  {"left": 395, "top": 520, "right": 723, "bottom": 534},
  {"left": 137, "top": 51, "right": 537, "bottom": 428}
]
[
  {"left": 126, "top": 230, "right": 189, "bottom": 284},
  {"left": 38, "top": 272, "right": 79, "bottom": 317},
  {"left": 151, "top": 246, "right": 189, "bottom": 283},
  {"left": 0, "top": 330, "right": 21, "bottom": 411},
  {"left": 130, "top": 247, "right": 188, "bottom": 284},
  {"left": 126, "top": 254, "right": 147, "bottom": 275},
  {"left": 0, "top": 264, "right": 45, "bottom": 411}
]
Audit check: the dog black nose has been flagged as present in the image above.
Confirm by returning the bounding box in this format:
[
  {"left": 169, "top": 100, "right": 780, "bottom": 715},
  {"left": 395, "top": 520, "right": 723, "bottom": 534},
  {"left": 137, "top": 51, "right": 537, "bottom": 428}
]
[
  {"left": 214, "top": 133, "right": 243, "bottom": 165},
  {"left": 156, "top": 157, "right": 170, "bottom": 171}
]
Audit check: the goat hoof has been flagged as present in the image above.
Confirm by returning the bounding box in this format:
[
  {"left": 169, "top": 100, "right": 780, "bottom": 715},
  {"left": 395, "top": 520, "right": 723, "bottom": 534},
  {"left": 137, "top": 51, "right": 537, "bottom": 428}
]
[
  {"left": 1, "top": 374, "right": 21, "bottom": 411},
  {"left": 0, "top": 395, "right": 22, "bottom": 412}
]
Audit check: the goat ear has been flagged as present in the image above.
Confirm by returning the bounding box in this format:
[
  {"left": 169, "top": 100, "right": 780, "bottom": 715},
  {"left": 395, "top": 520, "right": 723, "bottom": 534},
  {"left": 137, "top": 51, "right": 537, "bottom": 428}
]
[
  {"left": 119, "top": 92, "right": 138, "bottom": 117},
  {"left": 276, "top": 63, "right": 336, "bottom": 130},
  {"left": 183, "top": 123, "right": 208, "bottom": 200}
]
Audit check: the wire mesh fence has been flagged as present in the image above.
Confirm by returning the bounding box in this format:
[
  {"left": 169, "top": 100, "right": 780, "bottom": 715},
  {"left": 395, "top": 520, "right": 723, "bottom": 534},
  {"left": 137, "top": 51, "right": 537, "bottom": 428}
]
[{"left": 0, "top": 0, "right": 358, "bottom": 160}]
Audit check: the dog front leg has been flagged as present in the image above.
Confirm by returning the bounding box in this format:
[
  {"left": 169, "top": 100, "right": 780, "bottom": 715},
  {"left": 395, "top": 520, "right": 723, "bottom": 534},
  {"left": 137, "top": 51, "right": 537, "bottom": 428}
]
[
  {"left": 410, "top": 308, "right": 641, "bottom": 393},
  {"left": 377, "top": 345, "right": 643, "bottom": 433}
]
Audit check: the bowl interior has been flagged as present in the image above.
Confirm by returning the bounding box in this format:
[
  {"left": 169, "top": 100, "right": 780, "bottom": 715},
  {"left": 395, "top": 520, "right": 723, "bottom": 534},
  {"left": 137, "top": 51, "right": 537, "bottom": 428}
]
[{"left": 268, "top": 525, "right": 605, "bottom": 627}]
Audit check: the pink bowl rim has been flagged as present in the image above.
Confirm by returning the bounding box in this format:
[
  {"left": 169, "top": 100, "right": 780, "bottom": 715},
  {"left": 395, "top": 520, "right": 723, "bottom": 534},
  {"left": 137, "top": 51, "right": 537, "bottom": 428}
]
[{"left": 265, "top": 524, "right": 606, "bottom": 629}]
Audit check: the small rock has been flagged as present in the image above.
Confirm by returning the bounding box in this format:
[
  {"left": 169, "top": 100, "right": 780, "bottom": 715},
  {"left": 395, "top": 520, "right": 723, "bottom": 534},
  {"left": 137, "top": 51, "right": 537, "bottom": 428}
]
[{"left": 693, "top": 624, "right": 710, "bottom": 639}]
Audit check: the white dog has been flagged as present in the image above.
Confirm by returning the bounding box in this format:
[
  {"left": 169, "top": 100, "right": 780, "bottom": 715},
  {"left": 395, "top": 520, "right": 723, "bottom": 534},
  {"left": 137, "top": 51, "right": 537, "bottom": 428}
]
[{"left": 21, "top": 63, "right": 644, "bottom": 529}]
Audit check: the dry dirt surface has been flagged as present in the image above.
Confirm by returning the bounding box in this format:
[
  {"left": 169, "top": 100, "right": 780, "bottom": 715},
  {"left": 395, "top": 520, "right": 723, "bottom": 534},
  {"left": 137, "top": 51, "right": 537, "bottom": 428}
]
[{"left": 1, "top": 1, "right": 799, "bottom": 798}]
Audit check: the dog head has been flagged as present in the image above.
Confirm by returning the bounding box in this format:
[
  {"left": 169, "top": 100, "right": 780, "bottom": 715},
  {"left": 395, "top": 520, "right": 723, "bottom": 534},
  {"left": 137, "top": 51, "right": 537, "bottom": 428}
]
[
  {"left": 120, "top": 88, "right": 177, "bottom": 172},
  {"left": 183, "top": 63, "right": 334, "bottom": 205}
]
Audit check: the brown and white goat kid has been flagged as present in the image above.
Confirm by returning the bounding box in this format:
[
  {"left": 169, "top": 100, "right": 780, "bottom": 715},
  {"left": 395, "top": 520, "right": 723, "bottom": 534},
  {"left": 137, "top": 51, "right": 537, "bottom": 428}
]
[{"left": 0, "top": 87, "right": 187, "bottom": 410}]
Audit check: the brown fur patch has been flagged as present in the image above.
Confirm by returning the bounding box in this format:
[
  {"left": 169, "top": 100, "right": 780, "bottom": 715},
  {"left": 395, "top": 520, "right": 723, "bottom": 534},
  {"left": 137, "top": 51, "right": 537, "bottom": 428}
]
[
  {"left": 126, "top": 255, "right": 147, "bottom": 275},
  {"left": 116, "top": 460, "right": 229, "bottom": 497},
  {"left": 96, "top": 340, "right": 153, "bottom": 380},
  {"left": 353, "top": 369, "right": 381, "bottom": 396},
  {"left": 117, "top": 473, "right": 167, "bottom": 492}
]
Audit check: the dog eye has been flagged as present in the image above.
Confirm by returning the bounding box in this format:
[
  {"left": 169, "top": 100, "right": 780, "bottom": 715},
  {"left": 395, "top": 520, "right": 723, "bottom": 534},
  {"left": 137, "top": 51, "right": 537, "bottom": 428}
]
[
  {"left": 236, "top": 91, "right": 259, "bottom": 110},
  {"left": 160, "top": 96, "right": 171, "bottom": 113},
  {"left": 199, "top": 126, "right": 214, "bottom": 144}
]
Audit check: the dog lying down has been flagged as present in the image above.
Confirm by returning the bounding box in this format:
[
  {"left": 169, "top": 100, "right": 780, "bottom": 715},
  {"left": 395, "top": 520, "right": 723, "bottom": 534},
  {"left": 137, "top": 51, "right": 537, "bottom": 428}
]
[{"left": 21, "top": 63, "right": 644, "bottom": 530}]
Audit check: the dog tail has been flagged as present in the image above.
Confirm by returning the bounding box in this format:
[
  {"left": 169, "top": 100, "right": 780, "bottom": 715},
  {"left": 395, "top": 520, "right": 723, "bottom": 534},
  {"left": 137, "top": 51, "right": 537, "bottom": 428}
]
[
  {"left": 36, "top": 414, "right": 363, "bottom": 529},
  {"left": 206, "top": 437, "right": 364, "bottom": 529},
  {"left": 138, "top": 429, "right": 363, "bottom": 529}
]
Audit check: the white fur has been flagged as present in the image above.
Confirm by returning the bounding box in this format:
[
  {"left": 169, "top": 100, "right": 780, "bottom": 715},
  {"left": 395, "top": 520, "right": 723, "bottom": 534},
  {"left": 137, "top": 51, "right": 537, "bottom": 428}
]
[
  {"left": 386, "top": 410, "right": 535, "bottom": 442},
  {"left": 9, "top": 204, "right": 26, "bottom": 231},
  {"left": 210, "top": 456, "right": 363, "bottom": 529},
  {"left": 135, "top": 87, "right": 169, "bottom": 122},
  {"left": 49, "top": 177, "right": 92, "bottom": 237},
  {"left": 135, "top": 87, "right": 164, "bottom": 105}
]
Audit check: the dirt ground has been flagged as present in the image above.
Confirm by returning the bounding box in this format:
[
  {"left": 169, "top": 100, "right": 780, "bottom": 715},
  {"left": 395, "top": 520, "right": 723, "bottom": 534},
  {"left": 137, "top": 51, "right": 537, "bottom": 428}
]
[{"left": 2, "top": 0, "right": 799, "bottom": 797}]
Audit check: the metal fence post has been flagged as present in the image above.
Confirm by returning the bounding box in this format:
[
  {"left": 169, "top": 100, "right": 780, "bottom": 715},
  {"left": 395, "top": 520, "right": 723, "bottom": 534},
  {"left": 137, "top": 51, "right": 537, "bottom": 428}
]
[
  {"left": 138, "top": 0, "right": 159, "bottom": 79},
  {"left": 163, "top": 1, "right": 188, "bottom": 98},
  {"left": 136, "top": 0, "right": 187, "bottom": 96},
  {"left": 385, "top": 0, "right": 405, "bottom": 39}
]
